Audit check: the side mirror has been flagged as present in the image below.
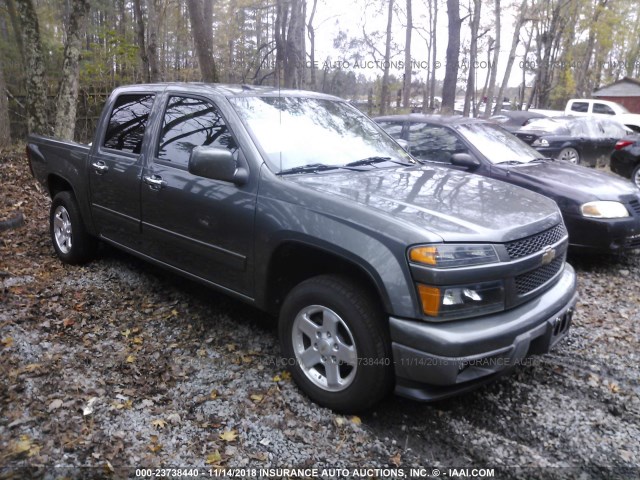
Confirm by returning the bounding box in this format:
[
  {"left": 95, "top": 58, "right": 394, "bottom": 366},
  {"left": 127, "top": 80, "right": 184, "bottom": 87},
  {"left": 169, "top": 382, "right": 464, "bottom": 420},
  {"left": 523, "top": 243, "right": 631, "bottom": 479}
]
[
  {"left": 188, "top": 146, "right": 248, "bottom": 185},
  {"left": 451, "top": 152, "right": 480, "bottom": 170}
]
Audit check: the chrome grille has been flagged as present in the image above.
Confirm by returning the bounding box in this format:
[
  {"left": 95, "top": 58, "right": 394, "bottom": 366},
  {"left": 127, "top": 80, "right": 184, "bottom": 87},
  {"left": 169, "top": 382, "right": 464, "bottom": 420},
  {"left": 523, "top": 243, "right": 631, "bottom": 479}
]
[
  {"left": 515, "top": 257, "right": 564, "bottom": 295},
  {"left": 505, "top": 224, "right": 567, "bottom": 260},
  {"left": 628, "top": 199, "right": 640, "bottom": 216}
]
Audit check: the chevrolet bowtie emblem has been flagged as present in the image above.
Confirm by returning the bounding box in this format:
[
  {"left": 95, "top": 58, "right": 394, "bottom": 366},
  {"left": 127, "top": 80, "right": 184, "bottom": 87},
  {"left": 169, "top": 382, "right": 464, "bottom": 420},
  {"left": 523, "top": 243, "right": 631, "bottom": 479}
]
[{"left": 541, "top": 246, "right": 556, "bottom": 266}]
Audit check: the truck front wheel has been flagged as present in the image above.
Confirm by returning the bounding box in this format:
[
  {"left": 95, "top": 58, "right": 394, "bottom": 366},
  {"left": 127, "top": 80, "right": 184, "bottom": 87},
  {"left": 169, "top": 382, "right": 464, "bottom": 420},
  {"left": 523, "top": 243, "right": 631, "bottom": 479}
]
[
  {"left": 50, "top": 191, "right": 97, "bottom": 264},
  {"left": 279, "top": 274, "right": 393, "bottom": 412}
]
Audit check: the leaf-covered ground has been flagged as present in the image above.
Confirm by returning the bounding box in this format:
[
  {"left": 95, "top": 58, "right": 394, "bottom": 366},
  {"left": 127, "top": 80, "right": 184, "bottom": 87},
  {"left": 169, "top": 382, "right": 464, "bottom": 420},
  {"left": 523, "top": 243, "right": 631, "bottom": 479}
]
[{"left": 1, "top": 148, "right": 639, "bottom": 479}]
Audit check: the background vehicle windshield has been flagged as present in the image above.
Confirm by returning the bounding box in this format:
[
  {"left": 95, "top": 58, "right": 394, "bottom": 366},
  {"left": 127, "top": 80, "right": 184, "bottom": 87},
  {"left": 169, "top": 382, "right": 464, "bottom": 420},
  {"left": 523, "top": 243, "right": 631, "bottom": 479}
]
[
  {"left": 521, "top": 118, "right": 571, "bottom": 135},
  {"left": 457, "top": 123, "right": 544, "bottom": 164},
  {"left": 230, "top": 96, "right": 411, "bottom": 172}
]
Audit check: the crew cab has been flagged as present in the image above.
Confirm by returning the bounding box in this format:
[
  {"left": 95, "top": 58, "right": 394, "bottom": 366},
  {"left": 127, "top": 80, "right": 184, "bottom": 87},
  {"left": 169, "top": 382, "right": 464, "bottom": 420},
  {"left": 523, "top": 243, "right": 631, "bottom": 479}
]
[{"left": 27, "top": 84, "right": 578, "bottom": 412}]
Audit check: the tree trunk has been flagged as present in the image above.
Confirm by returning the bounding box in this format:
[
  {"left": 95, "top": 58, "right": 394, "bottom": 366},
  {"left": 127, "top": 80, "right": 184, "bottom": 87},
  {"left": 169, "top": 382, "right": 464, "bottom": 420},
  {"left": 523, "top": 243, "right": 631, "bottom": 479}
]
[
  {"left": 132, "top": 0, "right": 150, "bottom": 81},
  {"left": 307, "top": 0, "right": 318, "bottom": 89},
  {"left": 14, "top": 0, "right": 48, "bottom": 135},
  {"left": 402, "top": 0, "right": 412, "bottom": 109},
  {"left": 284, "top": 0, "right": 304, "bottom": 88},
  {"left": 463, "top": 0, "right": 481, "bottom": 117},
  {"left": 186, "top": 0, "right": 218, "bottom": 82},
  {"left": 483, "top": 0, "right": 500, "bottom": 117},
  {"left": 576, "top": 0, "right": 607, "bottom": 97},
  {"left": 380, "top": 0, "right": 394, "bottom": 115},
  {"left": 54, "top": 0, "right": 90, "bottom": 141},
  {"left": 429, "top": 0, "right": 437, "bottom": 110},
  {"left": 493, "top": 0, "right": 526, "bottom": 115},
  {"left": 147, "top": 0, "right": 160, "bottom": 82},
  {"left": 0, "top": 60, "right": 10, "bottom": 146},
  {"left": 441, "top": 0, "right": 460, "bottom": 114}
]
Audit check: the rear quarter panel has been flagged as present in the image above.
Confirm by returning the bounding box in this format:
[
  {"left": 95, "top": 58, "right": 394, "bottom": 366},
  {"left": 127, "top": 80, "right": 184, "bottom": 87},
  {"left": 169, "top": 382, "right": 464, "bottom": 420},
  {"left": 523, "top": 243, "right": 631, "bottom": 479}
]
[{"left": 27, "top": 135, "right": 95, "bottom": 234}]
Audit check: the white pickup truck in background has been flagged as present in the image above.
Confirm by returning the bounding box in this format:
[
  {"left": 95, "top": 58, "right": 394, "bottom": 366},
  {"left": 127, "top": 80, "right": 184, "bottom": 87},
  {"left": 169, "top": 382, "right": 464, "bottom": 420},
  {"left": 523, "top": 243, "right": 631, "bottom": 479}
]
[{"left": 565, "top": 99, "right": 640, "bottom": 132}]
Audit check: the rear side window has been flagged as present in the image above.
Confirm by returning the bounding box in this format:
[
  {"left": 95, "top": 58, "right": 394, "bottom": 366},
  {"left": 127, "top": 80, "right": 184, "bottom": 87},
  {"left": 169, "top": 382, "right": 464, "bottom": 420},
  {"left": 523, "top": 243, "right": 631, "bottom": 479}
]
[
  {"left": 593, "top": 103, "right": 615, "bottom": 115},
  {"left": 157, "top": 96, "right": 238, "bottom": 168},
  {"left": 570, "top": 102, "right": 589, "bottom": 113},
  {"left": 103, "top": 94, "right": 155, "bottom": 153}
]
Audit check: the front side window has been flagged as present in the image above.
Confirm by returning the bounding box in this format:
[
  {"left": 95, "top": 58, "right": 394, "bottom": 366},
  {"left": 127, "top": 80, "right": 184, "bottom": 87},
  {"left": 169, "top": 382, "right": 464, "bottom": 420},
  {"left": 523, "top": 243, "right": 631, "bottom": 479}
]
[
  {"left": 103, "top": 94, "right": 155, "bottom": 153},
  {"left": 157, "top": 96, "right": 238, "bottom": 167},
  {"left": 570, "top": 102, "right": 589, "bottom": 113},
  {"left": 407, "top": 124, "right": 466, "bottom": 163},
  {"left": 376, "top": 121, "right": 404, "bottom": 139}
]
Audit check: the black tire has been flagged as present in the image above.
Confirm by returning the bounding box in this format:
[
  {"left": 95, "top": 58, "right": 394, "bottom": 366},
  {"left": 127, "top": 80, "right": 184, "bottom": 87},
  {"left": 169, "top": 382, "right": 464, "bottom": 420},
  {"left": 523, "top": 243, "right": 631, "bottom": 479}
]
[
  {"left": 632, "top": 164, "right": 640, "bottom": 188},
  {"left": 50, "top": 191, "right": 97, "bottom": 264},
  {"left": 279, "top": 274, "right": 394, "bottom": 412}
]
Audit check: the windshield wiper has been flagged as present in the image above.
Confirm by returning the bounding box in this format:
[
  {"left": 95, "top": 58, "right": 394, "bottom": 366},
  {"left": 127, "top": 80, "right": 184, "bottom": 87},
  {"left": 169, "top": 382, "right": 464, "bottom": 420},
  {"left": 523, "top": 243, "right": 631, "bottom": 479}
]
[
  {"left": 495, "top": 160, "right": 525, "bottom": 165},
  {"left": 344, "top": 156, "right": 414, "bottom": 167},
  {"left": 529, "top": 157, "right": 554, "bottom": 163},
  {"left": 277, "top": 163, "right": 341, "bottom": 175}
]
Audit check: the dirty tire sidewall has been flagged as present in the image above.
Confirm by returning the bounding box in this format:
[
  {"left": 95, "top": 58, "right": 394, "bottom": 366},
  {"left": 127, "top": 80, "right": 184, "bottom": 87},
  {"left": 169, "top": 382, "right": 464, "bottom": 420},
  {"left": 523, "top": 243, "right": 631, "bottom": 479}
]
[{"left": 279, "top": 274, "right": 393, "bottom": 413}]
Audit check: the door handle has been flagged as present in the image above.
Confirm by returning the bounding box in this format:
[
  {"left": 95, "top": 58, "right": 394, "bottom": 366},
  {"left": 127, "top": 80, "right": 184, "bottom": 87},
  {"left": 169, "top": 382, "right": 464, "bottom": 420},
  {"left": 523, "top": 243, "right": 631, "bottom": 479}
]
[
  {"left": 91, "top": 161, "right": 109, "bottom": 174},
  {"left": 143, "top": 175, "right": 166, "bottom": 190}
]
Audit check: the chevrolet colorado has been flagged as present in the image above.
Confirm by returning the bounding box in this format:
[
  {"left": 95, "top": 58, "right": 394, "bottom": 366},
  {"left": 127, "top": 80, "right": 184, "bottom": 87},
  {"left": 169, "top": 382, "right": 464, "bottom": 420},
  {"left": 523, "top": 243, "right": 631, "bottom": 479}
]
[{"left": 27, "top": 84, "right": 578, "bottom": 412}]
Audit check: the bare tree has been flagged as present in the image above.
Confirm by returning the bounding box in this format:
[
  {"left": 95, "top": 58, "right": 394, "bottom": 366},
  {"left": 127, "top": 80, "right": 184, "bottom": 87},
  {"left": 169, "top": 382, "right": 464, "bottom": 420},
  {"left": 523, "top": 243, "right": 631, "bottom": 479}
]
[
  {"left": 494, "top": 0, "right": 527, "bottom": 114},
  {"left": 274, "top": 0, "right": 305, "bottom": 88},
  {"left": 14, "top": 0, "right": 48, "bottom": 135},
  {"left": 441, "top": 0, "right": 461, "bottom": 114},
  {"left": 307, "top": 0, "right": 318, "bottom": 89},
  {"left": 428, "top": 0, "right": 438, "bottom": 110},
  {"left": 147, "top": 0, "right": 161, "bottom": 82},
  {"left": 402, "top": 0, "right": 412, "bottom": 109},
  {"left": 483, "top": 0, "right": 500, "bottom": 117},
  {"left": 463, "top": 0, "right": 481, "bottom": 117},
  {"left": 380, "top": 0, "right": 394, "bottom": 114},
  {"left": 54, "top": 0, "right": 90, "bottom": 140},
  {"left": 186, "top": 0, "right": 218, "bottom": 82}
]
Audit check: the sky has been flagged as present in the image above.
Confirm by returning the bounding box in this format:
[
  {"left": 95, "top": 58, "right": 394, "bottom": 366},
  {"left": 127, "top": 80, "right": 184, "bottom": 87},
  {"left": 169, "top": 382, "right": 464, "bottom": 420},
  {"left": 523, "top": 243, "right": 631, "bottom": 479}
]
[{"left": 312, "top": 0, "right": 528, "bottom": 89}]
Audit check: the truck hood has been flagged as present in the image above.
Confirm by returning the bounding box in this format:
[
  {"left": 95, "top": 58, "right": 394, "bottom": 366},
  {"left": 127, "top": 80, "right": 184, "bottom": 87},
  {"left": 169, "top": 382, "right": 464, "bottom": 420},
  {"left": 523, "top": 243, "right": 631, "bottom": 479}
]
[
  {"left": 494, "top": 160, "right": 640, "bottom": 204},
  {"left": 287, "top": 165, "right": 561, "bottom": 243}
]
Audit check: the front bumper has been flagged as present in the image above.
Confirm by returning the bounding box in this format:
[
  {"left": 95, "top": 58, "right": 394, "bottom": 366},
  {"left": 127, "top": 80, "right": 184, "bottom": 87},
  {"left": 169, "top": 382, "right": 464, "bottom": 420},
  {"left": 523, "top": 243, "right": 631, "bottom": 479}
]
[
  {"left": 564, "top": 213, "right": 640, "bottom": 252},
  {"left": 390, "top": 264, "right": 578, "bottom": 401}
]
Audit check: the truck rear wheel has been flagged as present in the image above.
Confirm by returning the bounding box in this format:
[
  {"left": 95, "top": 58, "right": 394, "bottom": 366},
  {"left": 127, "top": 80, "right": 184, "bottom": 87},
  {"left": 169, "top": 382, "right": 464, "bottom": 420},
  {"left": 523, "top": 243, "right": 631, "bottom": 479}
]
[
  {"left": 50, "top": 191, "right": 97, "bottom": 264},
  {"left": 279, "top": 274, "right": 393, "bottom": 412}
]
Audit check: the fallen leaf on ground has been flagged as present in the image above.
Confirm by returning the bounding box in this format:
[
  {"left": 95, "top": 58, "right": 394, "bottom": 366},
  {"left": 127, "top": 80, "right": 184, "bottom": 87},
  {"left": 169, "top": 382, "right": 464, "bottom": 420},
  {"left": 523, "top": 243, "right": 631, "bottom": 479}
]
[
  {"left": 152, "top": 419, "right": 167, "bottom": 429},
  {"left": 206, "top": 450, "right": 222, "bottom": 465},
  {"left": 219, "top": 430, "right": 238, "bottom": 442}
]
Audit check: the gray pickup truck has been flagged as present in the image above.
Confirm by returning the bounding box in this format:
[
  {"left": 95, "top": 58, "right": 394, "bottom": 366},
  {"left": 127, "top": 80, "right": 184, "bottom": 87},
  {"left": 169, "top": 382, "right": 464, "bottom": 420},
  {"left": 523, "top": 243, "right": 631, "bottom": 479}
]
[{"left": 27, "top": 83, "right": 578, "bottom": 412}]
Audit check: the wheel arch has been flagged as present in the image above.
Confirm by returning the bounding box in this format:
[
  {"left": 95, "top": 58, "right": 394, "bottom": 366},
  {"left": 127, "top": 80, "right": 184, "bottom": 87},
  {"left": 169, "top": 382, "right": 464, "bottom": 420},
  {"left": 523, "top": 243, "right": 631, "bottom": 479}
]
[
  {"left": 47, "top": 173, "right": 97, "bottom": 236},
  {"left": 261, "top": 240, "right": 393, "bottom": 318}
]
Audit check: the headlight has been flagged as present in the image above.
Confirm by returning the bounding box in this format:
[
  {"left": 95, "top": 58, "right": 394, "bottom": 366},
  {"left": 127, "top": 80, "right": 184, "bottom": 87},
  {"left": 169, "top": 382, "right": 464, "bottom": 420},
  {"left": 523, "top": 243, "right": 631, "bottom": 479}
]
[
  {"left": 581, "top": 201, "right": 629, "bottom": 218},
  {"left": 532, "top": 138, "right": 549, "bottom": 147},
  {"left": 417, "top": 281, "right": 505, "bottom": 320},
  {"left": 409, "top": 244, "right": 499, "bottom": 268}
]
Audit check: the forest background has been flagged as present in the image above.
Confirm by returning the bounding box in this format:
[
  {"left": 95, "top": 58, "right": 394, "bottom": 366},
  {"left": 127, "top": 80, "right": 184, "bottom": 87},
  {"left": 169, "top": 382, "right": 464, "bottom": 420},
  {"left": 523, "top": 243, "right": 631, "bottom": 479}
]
[{"left": 0, "top": 0, "right": 639, "bottom": 144}]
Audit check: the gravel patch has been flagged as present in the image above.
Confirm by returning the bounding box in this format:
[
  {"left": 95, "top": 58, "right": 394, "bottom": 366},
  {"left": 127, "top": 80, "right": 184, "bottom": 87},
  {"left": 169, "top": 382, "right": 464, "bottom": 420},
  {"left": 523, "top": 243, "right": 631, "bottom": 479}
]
[{"left": 1, "top": 150, "right": 639, "bottom": 479}]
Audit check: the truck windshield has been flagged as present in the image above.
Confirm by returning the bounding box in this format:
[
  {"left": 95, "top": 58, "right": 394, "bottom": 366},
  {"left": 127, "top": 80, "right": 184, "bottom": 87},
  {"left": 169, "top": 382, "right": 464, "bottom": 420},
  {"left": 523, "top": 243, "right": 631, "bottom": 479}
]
[{"left": 229, "top": 96, "right": 412, "bottom": 173}]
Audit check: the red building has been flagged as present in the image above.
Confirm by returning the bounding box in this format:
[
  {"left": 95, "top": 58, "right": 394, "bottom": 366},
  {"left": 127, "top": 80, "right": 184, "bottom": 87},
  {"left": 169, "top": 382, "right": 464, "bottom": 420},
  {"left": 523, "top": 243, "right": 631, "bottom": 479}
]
[{"left": 592, "top": 77, "right": 640, "bottom": 114}]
